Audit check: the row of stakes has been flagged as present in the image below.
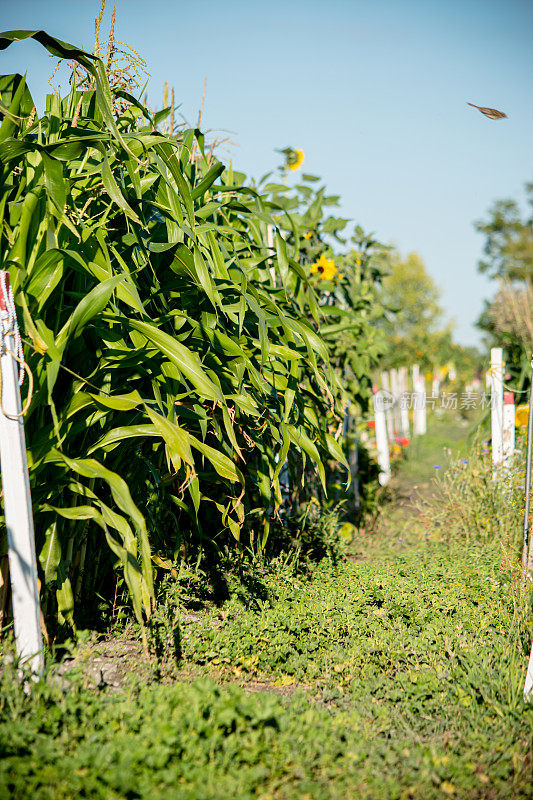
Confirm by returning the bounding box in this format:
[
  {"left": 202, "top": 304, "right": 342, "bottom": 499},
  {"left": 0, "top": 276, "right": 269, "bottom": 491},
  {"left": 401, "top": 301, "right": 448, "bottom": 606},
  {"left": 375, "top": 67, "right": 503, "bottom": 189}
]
[
  {"left": 372, "top": 364, "right": 427, "bottom": 487},
  {"left": 374, "top": 354, "right": 522, "bottom": 490},
  {"left": 373, "top": 350, "right": 533, "bottom": 699},
  {"left": 0, "top": 272, "right": 532, "bottom": 698}
]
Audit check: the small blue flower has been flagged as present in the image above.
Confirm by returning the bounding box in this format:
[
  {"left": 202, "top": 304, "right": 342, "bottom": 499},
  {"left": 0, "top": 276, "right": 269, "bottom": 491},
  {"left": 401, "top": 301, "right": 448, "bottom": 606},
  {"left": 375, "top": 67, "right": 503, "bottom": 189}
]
[
  {"left": 461, "top": 459, "right": 468, "bottom": 464},
  {"left": 433, "top": 465, "right": 442, "bottom": 469}
]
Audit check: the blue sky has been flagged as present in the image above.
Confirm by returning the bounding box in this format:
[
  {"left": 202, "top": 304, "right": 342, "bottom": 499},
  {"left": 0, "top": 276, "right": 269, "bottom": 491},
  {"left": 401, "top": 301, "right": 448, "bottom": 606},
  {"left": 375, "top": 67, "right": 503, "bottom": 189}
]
[{"left": 2, "top": 0, "right": 532, "bottom": 346}]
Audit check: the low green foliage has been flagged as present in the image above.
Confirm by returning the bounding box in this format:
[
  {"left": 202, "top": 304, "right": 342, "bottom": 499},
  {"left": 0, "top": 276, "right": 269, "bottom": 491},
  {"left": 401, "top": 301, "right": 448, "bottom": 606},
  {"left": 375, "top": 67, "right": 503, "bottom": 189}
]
[
  {"left": 2, "top": 436, "right": 532, "bottom": 800},
  {"left": 181, "top": 541, "right": 530, "bottom": 685},
  {"left": 420, "top": 429, "right": 527, "bottom": 548},
  {"left": 1, "top": 532, "right": 531, "bottom": 799}
]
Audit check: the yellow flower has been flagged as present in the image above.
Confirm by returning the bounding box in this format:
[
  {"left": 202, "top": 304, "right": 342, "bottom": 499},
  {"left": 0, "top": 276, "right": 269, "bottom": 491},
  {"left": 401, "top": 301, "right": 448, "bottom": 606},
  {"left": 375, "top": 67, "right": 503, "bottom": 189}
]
[
  {"left": 304, "top": 231, "right": 313, "bottom": 240},
  {"left": 515, "top": 405, "right": 529, "bottom": 428},
  {"left": 440, "top": 781, "right": 456, "bottom": 796},
  {"left": 311, "top": 253, "right": 337, "bottom": 280},
  {"left": 287, "top": 148, "right": 305, "bottom": 171}
]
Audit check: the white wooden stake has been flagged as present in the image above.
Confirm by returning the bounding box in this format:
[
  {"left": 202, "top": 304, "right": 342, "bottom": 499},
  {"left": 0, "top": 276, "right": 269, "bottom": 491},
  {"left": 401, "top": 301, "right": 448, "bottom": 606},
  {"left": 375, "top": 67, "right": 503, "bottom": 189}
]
[
  {"left": 390, "top": 368, "right": 401, "bottom": 435},
  {"left": 373, "top": 387, "right": 391, "bottom": 486},
  {"left": 398, "top": 366, "right": 410, "bottom": 437},
  {"left": 0, "top": 273, "right": 43, "bottom": 676},
  {"left": 412, "top": 365, "right": 426, "bottom": 435},
  {"left": 490, "top": 347, "right": 504, "bottom": 471},
  {"left": 418, "top": 374, "right": 427, "bottom": 434},
  {"left": 502, "top": 391, "right": 515, "bottom": 469},
  {"left": 381, "top": 370, "right": 394, "bottom": 440}
]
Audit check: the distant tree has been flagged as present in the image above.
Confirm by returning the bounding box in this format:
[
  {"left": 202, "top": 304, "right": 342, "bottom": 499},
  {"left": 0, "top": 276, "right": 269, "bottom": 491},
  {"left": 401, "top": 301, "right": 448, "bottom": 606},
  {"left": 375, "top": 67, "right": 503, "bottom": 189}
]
[
  {"left": 381, "top": 252, "right": 442, "bottom": 339},
  {"left": 475, "top": 182, "right": 533, "bottom": 384},
  {"left": 378, "top": 251, "right": 480, "bottom": 379},
  {"left": 474, "top": 184, "right": 533, "bottom": 280}
]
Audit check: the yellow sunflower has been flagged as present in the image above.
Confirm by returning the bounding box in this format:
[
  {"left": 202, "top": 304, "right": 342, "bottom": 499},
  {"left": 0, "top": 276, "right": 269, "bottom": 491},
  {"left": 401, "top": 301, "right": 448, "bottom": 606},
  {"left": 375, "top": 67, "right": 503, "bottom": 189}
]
[
  {"left": 287, "top": 148, "right": 305, "bottom": 172},
  {"left": 311, "top": 253, "right": 337, "bottom": 280},
  {"left": 515, "top": 405, "right": 529, "bottom": 428}
]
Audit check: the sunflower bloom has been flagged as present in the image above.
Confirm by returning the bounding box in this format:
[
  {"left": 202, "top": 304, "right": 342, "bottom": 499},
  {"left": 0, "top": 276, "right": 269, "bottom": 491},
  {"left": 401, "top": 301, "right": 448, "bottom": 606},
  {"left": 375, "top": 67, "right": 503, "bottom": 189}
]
[
  {"left": 311, "top": 253, "right": 337, "bottom": 280},
  {"left": 515, "top": 405, "right": 529, "bottom": 428},
  {"left": 287, "top": 148, "right": 305, "bottom": 171}
]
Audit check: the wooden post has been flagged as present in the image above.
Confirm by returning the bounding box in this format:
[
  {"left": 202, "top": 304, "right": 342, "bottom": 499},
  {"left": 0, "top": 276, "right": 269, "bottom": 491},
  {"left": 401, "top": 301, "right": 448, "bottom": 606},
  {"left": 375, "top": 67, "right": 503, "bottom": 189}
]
[
  {"left": 398, "top": 366, "right": 410, "bottom": 437},
  {"left": 373, "top": 386, "right": 391, "bottom": 486},
  {"left": 412, "top": 364, "right": 426, "bottom": 435},
  {"left": 390, "top": 368, "right": 401, "bottom": 434},
  {"left": 418, "top": 374, "right": 427, "bottom": 435},
  {"left": 0, "top": 272, "right": 43, "bottom": 676},
  {"left": 381, "top": 371, "right": 394, "bottom": 440},
  {"left": 490, "top": 348, "right": 504, "bottom": 471},
  {"left": 502, "top": 392, "right": 515, "bottom": 469}
]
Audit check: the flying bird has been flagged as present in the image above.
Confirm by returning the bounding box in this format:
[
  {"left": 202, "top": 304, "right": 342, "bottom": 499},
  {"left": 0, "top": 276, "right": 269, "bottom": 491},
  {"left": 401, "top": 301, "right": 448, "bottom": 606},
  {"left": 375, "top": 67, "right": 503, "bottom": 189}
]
[{"left": 467, "top": 102, "right": 507, "bottom": 119}]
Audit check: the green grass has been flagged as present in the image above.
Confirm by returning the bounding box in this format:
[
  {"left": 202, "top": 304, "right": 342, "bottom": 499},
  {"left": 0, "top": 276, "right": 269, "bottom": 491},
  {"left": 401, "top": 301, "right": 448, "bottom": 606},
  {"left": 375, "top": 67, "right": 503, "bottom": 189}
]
[
  {"left": 1, "top": 538, "right": 531, "bottom": 799},
  {"left": 1, "top": 418, "right": 532, "bottom": 799},
  {"left": 399, "top": 409, "right": 483, "bottom": 488}
]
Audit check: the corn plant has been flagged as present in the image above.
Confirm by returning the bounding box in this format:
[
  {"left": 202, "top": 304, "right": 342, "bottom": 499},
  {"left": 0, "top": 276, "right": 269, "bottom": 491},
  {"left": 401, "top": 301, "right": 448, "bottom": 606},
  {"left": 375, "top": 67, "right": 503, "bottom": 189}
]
[{"left": 0, "top": 30, "right": 387, "bottom": 634}]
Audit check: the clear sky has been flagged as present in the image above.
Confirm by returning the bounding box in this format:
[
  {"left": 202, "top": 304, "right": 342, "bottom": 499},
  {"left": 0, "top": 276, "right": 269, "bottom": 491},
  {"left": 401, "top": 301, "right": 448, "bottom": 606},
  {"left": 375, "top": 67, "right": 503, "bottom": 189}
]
[{"left": 1, "top": 0, "right": 532, "bottom": 346}]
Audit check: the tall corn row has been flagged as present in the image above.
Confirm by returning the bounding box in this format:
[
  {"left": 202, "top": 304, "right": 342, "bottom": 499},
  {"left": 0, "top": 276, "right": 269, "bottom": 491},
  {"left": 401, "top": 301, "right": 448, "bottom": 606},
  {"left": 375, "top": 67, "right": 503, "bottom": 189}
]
[{"left": 0, "top": 30, "right": 386, "bottom": 632}]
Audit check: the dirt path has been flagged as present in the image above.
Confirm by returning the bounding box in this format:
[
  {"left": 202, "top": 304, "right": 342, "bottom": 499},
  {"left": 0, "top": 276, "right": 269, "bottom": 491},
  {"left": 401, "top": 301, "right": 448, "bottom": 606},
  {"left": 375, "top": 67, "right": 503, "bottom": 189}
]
[{"left": 354, "top": 408, "right": 482, "bottom": 561}]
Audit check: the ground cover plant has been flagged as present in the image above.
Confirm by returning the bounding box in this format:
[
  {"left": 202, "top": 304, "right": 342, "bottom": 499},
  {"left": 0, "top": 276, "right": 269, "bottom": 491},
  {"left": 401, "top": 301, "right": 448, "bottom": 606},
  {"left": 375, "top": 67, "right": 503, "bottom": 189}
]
[{"left": 0, "top": 417, "right": 531, "bottom": 800}]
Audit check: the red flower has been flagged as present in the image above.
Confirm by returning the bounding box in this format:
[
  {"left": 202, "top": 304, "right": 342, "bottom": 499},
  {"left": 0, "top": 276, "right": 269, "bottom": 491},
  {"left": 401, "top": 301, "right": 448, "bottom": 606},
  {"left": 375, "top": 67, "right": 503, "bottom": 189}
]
[
  {"left": 394, "top": 436, "right": 410, "bottom": 447},
  {"left": 366, "top": 420, "right": 376, "bottom": 429}
]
